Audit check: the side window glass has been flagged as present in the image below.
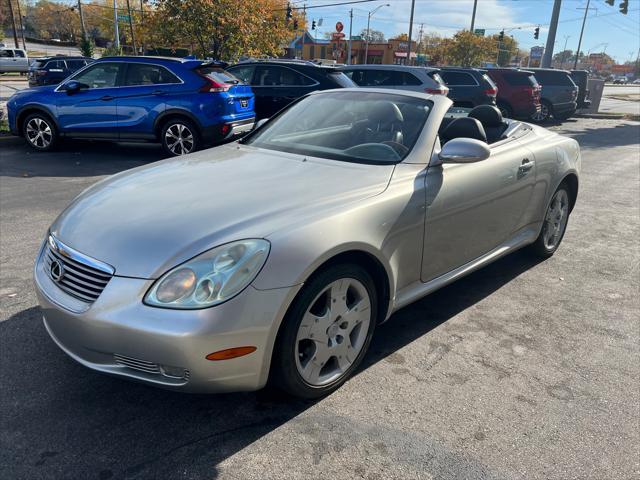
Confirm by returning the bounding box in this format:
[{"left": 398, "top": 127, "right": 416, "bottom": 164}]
[
  {"left": 46, "top": 60, "right": 65, "bottom": 71},
  {"left": 72, "top": 63, "right": 121, "bottom": 88},
  {"left": 0, "top": 50, "right": 14, "bottom": 58},
  {"left": 228, "top": 65, "right": 255, "bottom": 84},
  {"left": 124, "top": 63, "right": 180, "bottom": 86},
  {"left": 15, "top": 50, "right": 26, "bottom": 58},
  {"left": 256, "top": 66, "right": 284, "bottom": 86}
]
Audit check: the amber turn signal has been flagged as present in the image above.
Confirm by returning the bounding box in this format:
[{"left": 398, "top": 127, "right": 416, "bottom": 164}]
[{"left": 206, "top": 346, "right": 257, "bottom": 361}]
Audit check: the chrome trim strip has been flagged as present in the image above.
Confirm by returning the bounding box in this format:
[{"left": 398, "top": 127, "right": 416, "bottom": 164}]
[{"left": 48, "top": 234, "right": 115, "bottom": 275}]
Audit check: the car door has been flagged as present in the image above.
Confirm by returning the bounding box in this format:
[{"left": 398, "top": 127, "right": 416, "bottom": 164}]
[
  {"left": 116, "top": 62, "right": 182, "bottom": 140},
  {"left": 421, "top": 130, "right": 536, "bottom": 282},
  {"left": 55, "top": 62, "right": 124, "bottom": 138},
  {"left": 251, "top": 65, "right": 317, "bottom": 119},
  {"left": 13, "top": 49, "right": 28, "bottom": 72},
  {"left": 0, "top": 48, "right": 15, "bottom": 73}
]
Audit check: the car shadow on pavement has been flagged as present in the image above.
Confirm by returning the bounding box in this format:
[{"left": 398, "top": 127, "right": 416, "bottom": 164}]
[
  {"left": 550, "top": 120, "right": 640, "bottom": 148},
  {"left": 0, "top": 251, "right": 543, "bottom": 479},
  {"left": 0, "top": 136, "right": 167, "bottom": 178}
]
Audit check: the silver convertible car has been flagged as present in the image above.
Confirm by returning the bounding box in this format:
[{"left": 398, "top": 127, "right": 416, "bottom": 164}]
[{"left": 34, "top": 89, "right": 580, "bottom": 398}]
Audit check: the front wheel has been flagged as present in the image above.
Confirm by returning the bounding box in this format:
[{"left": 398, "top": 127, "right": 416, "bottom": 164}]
[
  {"left": 23, "top": 113, "right": 58, "bottom": 151},
  {"left": 272, "top": 264, "right": 377, "bottom": 399},
  {"left": 161, "top": 119, "right": 200, "bottom": 156},
  {"left": 528, "top": 184, "right": 571, "bottom": 258}
]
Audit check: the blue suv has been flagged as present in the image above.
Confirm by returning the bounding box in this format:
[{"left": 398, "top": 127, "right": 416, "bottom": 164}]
[{"left": 7, "top": 56, "right": 255, "bottom": 156}]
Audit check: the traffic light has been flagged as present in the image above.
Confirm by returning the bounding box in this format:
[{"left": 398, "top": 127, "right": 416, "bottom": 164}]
[
  {"left": 312, "top": 20, "right": 316, "bottom": 30},
  {"left": 534, "top": 26, "right": 539, "bottom": 40},
  {"left": 605, "top": 0, "right": 614, "bottom": 5},
  {"left": 620, "top": 0, "right": 628, "bottom": 14},
  {"left": 293, "top": 19, "right": 299, "bottom": 30},
  {"left": 498, "top": 30, "right": 505, "bottom": 41},
  {"left": 286, "top": 3, "right": 292, "bottom": 22}
]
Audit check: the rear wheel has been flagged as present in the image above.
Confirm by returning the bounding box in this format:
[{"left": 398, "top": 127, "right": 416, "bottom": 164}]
[
  {"left": 531, "top": 100, "right": 552, "bottom": 123},
  {"left": 161, "top": 118, "right": 200, "bottom": 156},
  {"left": 528, "top": 184, "right": 571, "bottom": 258},
  {"left": 272, "top": 264, "right": 377, "bottom": 399},
  {"left": 23, "top": 113, "right": 57, "bottom": 151}
]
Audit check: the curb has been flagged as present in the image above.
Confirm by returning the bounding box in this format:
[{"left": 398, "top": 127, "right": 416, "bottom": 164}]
[{"left": 574, "top": 113, "right": 625, "bottom": 119}]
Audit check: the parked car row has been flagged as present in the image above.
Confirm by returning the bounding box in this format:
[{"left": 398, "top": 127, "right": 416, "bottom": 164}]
[{"left": 7, "top": 55, "right": 585, "bottom": 156}]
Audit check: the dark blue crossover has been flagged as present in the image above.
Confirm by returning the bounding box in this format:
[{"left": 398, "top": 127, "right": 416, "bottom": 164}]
[{"left": 8, "top": 56, "right": 255, "bottom": 156}]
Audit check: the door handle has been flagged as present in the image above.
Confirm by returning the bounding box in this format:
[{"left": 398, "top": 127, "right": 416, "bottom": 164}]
[
  {"left": 518, "top": 158, "right": 534, "bottom": 177},
  {"left": 100, "top": 95, "right": 114, "bottom": 101}
]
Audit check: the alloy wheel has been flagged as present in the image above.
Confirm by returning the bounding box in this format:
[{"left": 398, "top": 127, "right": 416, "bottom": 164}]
[
  {"left": 542, "top": 189, "right": 569, "bottom": 250},
  {"left": 295, "top": 278, "right": 371, "bottom": 386},
  {"left": 25, "top": 117, "right": 53, "bottom": 149},
  {"left": 164, "top": 123, "right": 194, "bottom": 155},
  {"left": 531, "top": 103, "right": 549, "bottom": 122}
]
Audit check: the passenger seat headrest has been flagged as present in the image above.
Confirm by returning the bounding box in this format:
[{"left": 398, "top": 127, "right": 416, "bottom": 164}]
[
  {"left": 468, "top": 105, "right": 503, "bottom": 127},
  {"left": 440, "top": 117, "right": 487, "bottom": 144},
  {"left": 368, "top": 101, "right": 404, "bottom": 125}
]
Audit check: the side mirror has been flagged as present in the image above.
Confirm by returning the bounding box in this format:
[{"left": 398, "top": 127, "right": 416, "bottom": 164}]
[
  {"left": 63, "top": 80, "right": 85, "bottom": 94},
  {"left": 254, "top": 118, "right": 269, "bottom": 130},
  {"left": 438, "top": 138, "right": 491, "bottom": 164}
]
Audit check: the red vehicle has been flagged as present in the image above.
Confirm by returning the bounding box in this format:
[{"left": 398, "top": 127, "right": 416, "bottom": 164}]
[{"left": 485, "top": 68, "right": 541, "bottom": 119}]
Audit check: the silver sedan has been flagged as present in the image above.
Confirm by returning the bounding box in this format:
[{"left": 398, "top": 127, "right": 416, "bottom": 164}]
[{"left": 34, "top": 89, "right": 580, "bottom": 398}]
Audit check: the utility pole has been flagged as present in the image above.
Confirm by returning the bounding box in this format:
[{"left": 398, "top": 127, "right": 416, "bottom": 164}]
[
  {"left": 347, "top": 8, "right": 353, "bottom": 64},
  {"left": 113, "top": 0, "right": 120, "bottom": 50},
  {"left": 364, "top": 4, "right": 388, "bottom": 65},
  {"left": 542, "top": 0, "right": 562, "bottom": 68},
  {"left": 78, "top": 0, "right": 88, "bottom": 42},
  {"left": 417, "top": 23, "right": 424, "bottom": 64},
  {"left": 15, "top": 0, "right": 26, "bottom": 49},
  {"left": 573, "top": 0, "right": 592, "bottom": 70},
  {"left": 125, "top": 0, "right": 136, "bottom": 54},
  {"left": 140, "top": 0, "right": 144, "bottom": 53},
  {"left": 407, "top": 0, "right": 415, "bottom": 65},
  {"left": 470, "top": 0, "right": 478, "bottom": 32},
  {"left": 6, "top": 0, "right": 19, "bottom": 48},
  {"left": 301, "top": 4, "right": 306, "bottom": 60}
]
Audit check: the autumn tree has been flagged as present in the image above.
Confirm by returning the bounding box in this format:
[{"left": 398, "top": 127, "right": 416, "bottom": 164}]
[
  {"left": 360, "top": 29, "right": 385, "bottom": 42},
  {"left": 492, "top": 33, "right": 518, "bottom": 66},
  {"left": 439, "top": 30, "right": 498, "bottom": 66},
  {"left": 151, "top": 0, "right": 302, "bottom": 60}
]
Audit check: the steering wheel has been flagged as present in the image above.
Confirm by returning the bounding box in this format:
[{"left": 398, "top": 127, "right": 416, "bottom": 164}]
[{"left": 381, "top": 141, "right": 409, "bottom": 157}]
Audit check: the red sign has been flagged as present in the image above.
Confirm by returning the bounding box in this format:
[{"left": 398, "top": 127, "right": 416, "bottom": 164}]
[
  {"left": 611, "top": 64, "right": 633, "bottom": 73},
  {"left": 331, "top": 32, "right": 345, "bottom": 41},
  {"left": 336, "top": 21, "right": 344, "bottom": 33}
]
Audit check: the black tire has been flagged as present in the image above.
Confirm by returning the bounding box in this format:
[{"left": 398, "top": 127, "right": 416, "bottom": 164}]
[
  {"left": 22, "top": 112, "right": 58, "bottom": 151},
  {"left": 160, "top": 118, "right": 201, "bottom": 156},
  {"left": 528, "top": 183, "right": 571, "bottom": 258},
  {"left": 272, "top": 264, "right": 378, "bottom": 399},
  {"left": 497, "top": 101, "right": 513, "bottom": 119},
  {"left": 531, "top": 100, "right": 552, "bottom": 123}
]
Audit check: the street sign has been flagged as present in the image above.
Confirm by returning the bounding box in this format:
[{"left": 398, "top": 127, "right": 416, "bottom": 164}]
[
  {"left": 530, "top": 46, "right": 544, "bottom": 59},
  {"left": 474, "top": 29, "right": 485, "bottom": 36},
  {"left": 118, "top": 14, "right": 130, "bottom": 21},
  {"left": 331, "top": 32, "right": 345, "bottom": 41},
  {"left": 335, "top": 21, "right": 344, "bottom": 33}
]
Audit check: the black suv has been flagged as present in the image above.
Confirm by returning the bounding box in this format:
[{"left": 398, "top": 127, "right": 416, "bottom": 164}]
[
  {"left": 527, "top": 68, "right": 578, "bottom": 122},
  {"left": 438, "top": 67, "right": 497, "bottom": 108},
  {"left": 226, "top": 60, "right": 356, "bottom": 119},
  {"left": 28, "top": 56, "right": 93, "bottom": 86}
]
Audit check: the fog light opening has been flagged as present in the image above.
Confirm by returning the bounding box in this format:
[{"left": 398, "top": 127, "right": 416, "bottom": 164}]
[
  {"left": 221, "top": 124, "right": 231, "bottom": 136},
  {"left": 206, "top": 346, "right": 257, "bottom": 361},
  {"left": 160, "top": 364, "right": 189, "bottom": 379}
]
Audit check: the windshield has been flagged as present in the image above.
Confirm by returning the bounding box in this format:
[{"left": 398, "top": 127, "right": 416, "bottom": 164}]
[{"left": 243, "top": 91, "right": 432, "bottom": 164}]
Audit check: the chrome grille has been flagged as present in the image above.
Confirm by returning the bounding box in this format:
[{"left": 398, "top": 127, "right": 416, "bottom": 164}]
[
  {"left": 43, "top": 236, "right": 113, "bottom": 303},
  {"left": 114, "top": 354, "right": 161, "bottom": 375}
]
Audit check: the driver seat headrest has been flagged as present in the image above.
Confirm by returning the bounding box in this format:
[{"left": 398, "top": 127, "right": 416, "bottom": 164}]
[
  {"left": 368, "top": 101, "right": 404, "bottom": 128},
  {"left": 468, "top": 105, "right": 503, "bottom": 128},
  {"left": 440, "top": 117, "right": 487, "bottom": 144}
]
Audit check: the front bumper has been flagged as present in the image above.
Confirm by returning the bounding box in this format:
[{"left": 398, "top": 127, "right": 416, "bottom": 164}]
[{"left": 34, "top": 244, "right": 300, "bottom": 393}]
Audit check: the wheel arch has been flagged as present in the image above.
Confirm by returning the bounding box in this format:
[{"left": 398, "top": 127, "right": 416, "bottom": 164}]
[
  {"left": 16, "top": 105, "right": 58, "bottom": 137},
  {"left": 154, "top": 109, "right": 203, "bottom": 139},
  {"left": 561, "top": 172, "right": 579, "bottom": 213}
]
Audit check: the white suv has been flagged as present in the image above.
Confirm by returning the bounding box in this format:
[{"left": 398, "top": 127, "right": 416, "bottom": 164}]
[{"left": 340, "top": 64, "right": 449, "bottom": 95}]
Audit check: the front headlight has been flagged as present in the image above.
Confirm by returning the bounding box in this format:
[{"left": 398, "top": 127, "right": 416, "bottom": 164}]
[{"left": 144, "top": 239, "right": 270, "bottom": 309}]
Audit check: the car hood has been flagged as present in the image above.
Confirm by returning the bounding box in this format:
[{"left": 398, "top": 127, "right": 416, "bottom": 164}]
[{"left": 51, "top": 144, "right": 395, "bottom": 279}]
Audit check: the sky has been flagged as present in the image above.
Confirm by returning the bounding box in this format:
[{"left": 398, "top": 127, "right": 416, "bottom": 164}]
[{"left": 297, "top": 0, "right": 640, "bottom": 63}]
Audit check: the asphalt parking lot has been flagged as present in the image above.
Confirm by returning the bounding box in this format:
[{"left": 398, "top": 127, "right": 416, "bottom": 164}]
[{"left": 1, "top": 118, "right": 639, "bottom": 479}]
